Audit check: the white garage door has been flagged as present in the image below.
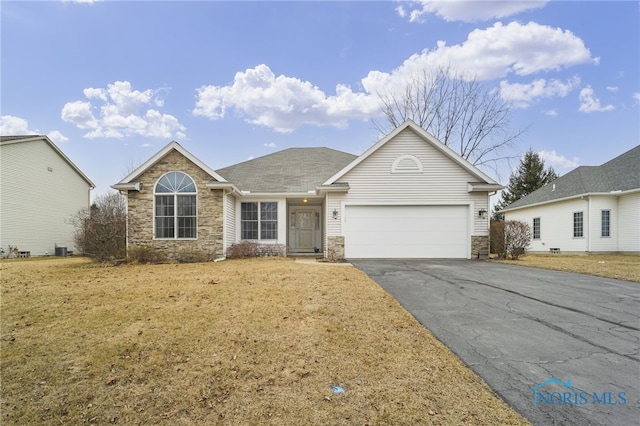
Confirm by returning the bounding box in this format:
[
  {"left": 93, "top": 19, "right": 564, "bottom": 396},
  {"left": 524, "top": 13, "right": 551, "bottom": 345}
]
[{"left": 344, "top": 205, "right": 469, "bottom": 258}]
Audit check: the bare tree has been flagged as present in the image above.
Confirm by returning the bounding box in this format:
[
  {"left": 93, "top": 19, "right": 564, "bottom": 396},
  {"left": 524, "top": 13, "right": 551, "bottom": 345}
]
[
  {"left": 374, "top": 65, "right": 525, "bottom": 173},
  {"left": 68, "top": 192, "right": 126, "bottom": 262}
]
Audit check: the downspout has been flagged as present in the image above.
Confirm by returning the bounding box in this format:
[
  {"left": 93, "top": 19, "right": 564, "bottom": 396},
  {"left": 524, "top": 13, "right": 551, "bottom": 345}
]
[
  {"left": 119, "top": 190, "right": 129, "bottom": 258},
  {"left": 213, "top": 190, "right": 227, "bottom": 262},
  {"left": 222, "top": 189, "right": 226, "bottom": 257},
  {"left": 585, "top": 196, "right": 591, "bottom": 253}
]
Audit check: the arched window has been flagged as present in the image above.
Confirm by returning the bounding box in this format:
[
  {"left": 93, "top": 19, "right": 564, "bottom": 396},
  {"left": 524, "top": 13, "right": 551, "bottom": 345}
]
[{"left": 154, "top": 172, "right": 197, "bottom": 239}]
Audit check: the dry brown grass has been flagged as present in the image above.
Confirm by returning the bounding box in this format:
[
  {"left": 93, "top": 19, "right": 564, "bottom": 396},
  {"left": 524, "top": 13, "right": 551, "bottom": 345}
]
[
  {"left": 1, "top": 257, "right": 528, "bottom": 425},
  {"left": 493, "top": 253, "right": 640, "bottom": 283}
]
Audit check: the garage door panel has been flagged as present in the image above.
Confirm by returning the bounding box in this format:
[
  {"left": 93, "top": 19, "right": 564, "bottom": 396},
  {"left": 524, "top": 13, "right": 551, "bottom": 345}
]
[{"left": 344, "top": 205, "right": 468, "bottom": 258}]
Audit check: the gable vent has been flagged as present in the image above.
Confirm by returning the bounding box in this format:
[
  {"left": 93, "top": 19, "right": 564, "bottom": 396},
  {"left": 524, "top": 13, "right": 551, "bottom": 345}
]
[{"left": 391, "top": 154, "right": 423, "bottom": 174}]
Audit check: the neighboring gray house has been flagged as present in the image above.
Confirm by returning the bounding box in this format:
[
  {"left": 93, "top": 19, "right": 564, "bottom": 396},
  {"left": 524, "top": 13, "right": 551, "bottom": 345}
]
[
  {"left": 113, "top": 120, "right": 503, "bottom": 259},
  {"left": 502, "top": 145, "right": 640, "bottom": 253},
  {"left": 0, "top": 135, "right": 95, "bottom": 256}
]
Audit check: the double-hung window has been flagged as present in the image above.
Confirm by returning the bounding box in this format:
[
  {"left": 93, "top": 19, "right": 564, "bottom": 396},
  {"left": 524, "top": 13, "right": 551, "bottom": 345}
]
[
  {"left": 601, "top": 210, "right": 610, "bottom": 237},
  {"left": 533, "top": 217, "right": 541, "bottom": 240},
  {"left": 154, "top": 172, "right": 197, "bottom": 239},
  {"left": 573, "top": 211, "right": 583, "bottom": 238},
  {"left": 241, "top": 202, "right": 277, "bottom": 240}
]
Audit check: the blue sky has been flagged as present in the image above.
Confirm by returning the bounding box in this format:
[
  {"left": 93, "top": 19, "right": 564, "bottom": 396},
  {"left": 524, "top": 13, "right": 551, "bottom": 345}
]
[{"left": 2, "top": 1, "right": 638, "bottom": 200}]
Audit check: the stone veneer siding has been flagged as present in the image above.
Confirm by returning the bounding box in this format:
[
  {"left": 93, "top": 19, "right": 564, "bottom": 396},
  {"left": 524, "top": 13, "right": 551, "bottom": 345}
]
[
  {"left": 127, "top": 150, "right": 224, "bottom": 260},
  {"left": 327, "top": 236, "right": 345, "bottom": 260},
  {"left": 471, "top": 235, "right": 489, "bottom": 259}
]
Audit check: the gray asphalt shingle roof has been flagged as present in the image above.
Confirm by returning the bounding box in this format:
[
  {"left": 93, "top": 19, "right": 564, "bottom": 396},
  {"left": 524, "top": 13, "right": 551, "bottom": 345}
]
[
  {"left": 215, "top": 147, "right": 357, "bottom": 193},
  {"left": 0, "top": 135, "right": 41, "bottom": 143},
  {"left": 504, "top": 145, "right": 640, "bottom": 210}
]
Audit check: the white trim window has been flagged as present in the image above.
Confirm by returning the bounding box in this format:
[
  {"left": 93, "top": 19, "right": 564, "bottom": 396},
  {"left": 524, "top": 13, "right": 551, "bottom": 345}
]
[
  {"left": 154, "top": 171, "right": 197, "bottom": 239},
  {"left": 241, "top": 202, "right": 277, "bottom": 240},
  {"left": 573, "top": 211, "right": 584, "bottom": 238},
  {"left": 533, "top": 217, "right": 541, "bottom": 240},
  {"left": 601, "top": 210, "right": 610, "bottom": 237}
]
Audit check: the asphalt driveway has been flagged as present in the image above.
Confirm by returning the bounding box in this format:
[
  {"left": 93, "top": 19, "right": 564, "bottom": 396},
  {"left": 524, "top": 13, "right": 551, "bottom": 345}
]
[{"left": 351, "top": 259, "right": 640, "bottom": 426}]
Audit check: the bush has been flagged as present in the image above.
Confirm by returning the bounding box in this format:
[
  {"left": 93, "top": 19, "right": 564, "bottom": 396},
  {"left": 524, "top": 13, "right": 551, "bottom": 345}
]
[
  {"left": 504, "top": 220, "right": 532, "bottom": 259},
  {"left": 490, "top": 220, "right": 532, "bottom": 259},
  {"left": 226, "top": 241, "right": 260, "bottom": 258},
  {"left": 127, "top": 246, "right": 167, "bottom": 264},
  {"left": 226, "top": 241, "right": 286, "bottom": 259},
  {"left": 490, "top": 220, "right": 506, "bottom": 258},
  {"left": 175, "top": 249, "right": 213, "bottom": 263},
  {"left": 68, "top": 192, "right": 126, "bottom": 262}
]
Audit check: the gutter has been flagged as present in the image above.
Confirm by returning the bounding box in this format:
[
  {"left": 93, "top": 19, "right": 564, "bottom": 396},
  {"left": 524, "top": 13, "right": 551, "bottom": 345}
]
[{"left": 502, "top": 188, "right": 640, "bottom": 213}]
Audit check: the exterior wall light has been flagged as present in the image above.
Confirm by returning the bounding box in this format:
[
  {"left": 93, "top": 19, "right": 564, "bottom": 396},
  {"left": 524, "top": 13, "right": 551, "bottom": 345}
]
[
  {"left": 332, "top": 209, "right": 339, "bottom": 220},
  {"left": 478, "top": 209, "right": 487, "bottom": 219}
]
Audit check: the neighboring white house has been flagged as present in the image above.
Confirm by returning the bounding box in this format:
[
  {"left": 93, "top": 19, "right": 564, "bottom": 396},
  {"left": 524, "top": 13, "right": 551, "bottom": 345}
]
[
  {"left": 502, "top": 145, "right": 640, "bottom": 254},
  {"left": 113, "top": 120, "right": 503, "bottom": 260},
  {"left": 0, "top": 135, "right": 95, "bottom": 256}
]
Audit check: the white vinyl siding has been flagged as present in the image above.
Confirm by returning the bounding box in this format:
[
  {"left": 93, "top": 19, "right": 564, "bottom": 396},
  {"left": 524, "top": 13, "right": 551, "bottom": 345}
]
[
  {"left": 326, "top": 128, "right": 488, "bottom": 259},
  {"left": 588, "top": 196, "right": 618, "bottom": 252},
  {"left": 505, "top": 198, "right": 590, "bottom": 253},
  {"left": 224, "top": 192, "right": 236, "bottom": 250},
  {"left": 0, "top": 139, "right": 91, "bottom": 255},
  {"left": 618, "top": 193, "right": 640, "bottom": 252},
  {"left": 506, "top": 194, "right": 640, "bottom": 253}
]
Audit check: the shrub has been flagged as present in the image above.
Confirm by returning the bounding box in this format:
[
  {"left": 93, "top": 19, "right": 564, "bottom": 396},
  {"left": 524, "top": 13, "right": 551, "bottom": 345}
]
[
  {"left": 226, "top": 241, "right": 286, "bottom": 259},
  {"left": 226, "top": 241, "right": 260, "bottom": 258},
  {"left": 127, "top": 246, "right": 167, "bottom": 264},
  {"left": 490, "top": 220, "right": 532, "bottom": 259},
  {"left": 490, "top": 220, "right": 506, "bottom": 259},
  {"left": 504, "top": 220, "right": 532, "bottom": 259},
  {"left": 68, "top": 192, "right": 126, "bottom": 262},
  {"left": 175, "top": 249, "right": 213, "bottom": 263}
]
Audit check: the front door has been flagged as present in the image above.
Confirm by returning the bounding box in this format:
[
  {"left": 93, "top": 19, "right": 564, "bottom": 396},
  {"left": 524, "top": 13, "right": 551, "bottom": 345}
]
[{"left": 295, "top": 210, "right": 315, "bottom": 250}]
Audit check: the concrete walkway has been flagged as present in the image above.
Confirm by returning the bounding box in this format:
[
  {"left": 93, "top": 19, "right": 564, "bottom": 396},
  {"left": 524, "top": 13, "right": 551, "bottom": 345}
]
[{"left": 352, "top": 259, "right": 640, "bottom": 426}]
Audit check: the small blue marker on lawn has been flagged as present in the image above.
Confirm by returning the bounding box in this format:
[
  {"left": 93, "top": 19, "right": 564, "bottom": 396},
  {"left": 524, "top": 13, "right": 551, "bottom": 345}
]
[{"left": 330, "top": 385, "right": 345, "bottom": 394}]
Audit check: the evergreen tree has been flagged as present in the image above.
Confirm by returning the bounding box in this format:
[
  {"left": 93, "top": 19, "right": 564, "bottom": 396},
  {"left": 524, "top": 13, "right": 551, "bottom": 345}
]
[{"left": 494, "top": 150, "right": 558, "bottom": 219}]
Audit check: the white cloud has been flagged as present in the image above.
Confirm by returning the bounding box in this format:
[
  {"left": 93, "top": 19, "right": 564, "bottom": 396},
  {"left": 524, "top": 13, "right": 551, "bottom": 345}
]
[
  {"left": 499, "top": 76, "right": 580, "bottom": 108},
  {"left": 263, "top": 142, "right": 276, "bottom": 148},
  {"left": 194, "top": 21, "right": 594, "bottom": 133},
  {"left": 47, "top": 130, "right": 69, "bottom": 143},
  {"left": 634, "top": 93, "right": 640, "bottom": 104},
  {"left": 0, "top": 115, "right": 36, "bottom": 135},
  {"left": 61, "top": 81, "right": 186, "bottom": 139},
  {"left": 538, "top": 150, "right": 579, "bottom": 170},
  {"left": 0, "top": 115, "right": 68, "bottom": 143},
  {"left": 396, "top": 0, "right": 548, "bottom": 23},
  {"left": 362, "top": 21, "right": 594, "bottom": 92},
  {"left": 544, "top": 109, "right": 558, "bottom": 117},
  {"left": 578, "top": 86, "right": 615, "bottom": 113},
  {"left": 606, "top": 86, "right": 618, "bottom": 92},
  {"left": 193, "top": 64, "right": 379, "bottom": 133}
]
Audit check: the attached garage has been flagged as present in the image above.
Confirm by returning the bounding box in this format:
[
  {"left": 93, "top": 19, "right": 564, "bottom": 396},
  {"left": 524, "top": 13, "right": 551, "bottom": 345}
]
[{"left": 344, "top": 205, "right": 469, "bottom": 258}]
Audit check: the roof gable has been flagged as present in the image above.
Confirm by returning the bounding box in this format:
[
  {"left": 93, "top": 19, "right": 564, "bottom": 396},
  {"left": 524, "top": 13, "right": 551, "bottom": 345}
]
[
  {"left": 116, "top": 141, "right": 227, "bottom": 186},
  {"left": 323, "top": 120, "right": 500, "bottom": 186},
  {"left": 216, "top": 147, "right": 357, "bottom": 193},
  {"left": 0, "top": 135, "right": 95, "bottom": 188},
  {"left": 504, "top": 145, "right": 640, "bottom": 211}
]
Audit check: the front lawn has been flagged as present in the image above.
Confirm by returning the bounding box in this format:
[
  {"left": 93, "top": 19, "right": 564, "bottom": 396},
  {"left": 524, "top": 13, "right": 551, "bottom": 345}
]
[
  {"left": 494, "top": 253, "right": 640, "bottom": 283},
  {"left": 0, "top": 257, "right": 528, "bottom": 425}
]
